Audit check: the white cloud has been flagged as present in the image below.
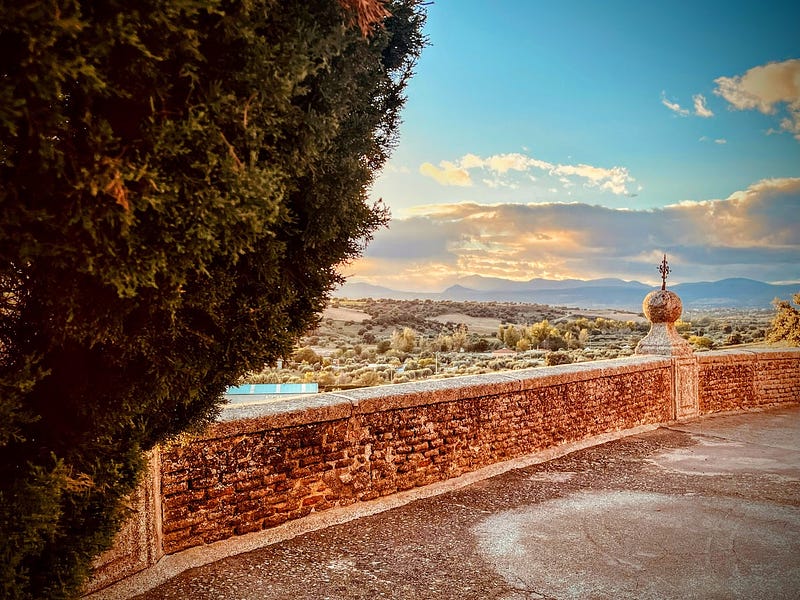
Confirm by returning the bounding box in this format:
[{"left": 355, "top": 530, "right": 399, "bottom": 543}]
[
  {"left": 663, "top": 92, "right": 714, "bottom": 118},
  {"left": 715, "top": 138, "right": 727, "bottom": 144},
  {"left": 693, "top": 94, "right": 714, "bottom": 117},
  {"left": 419, "top": 151, "right": 635, "bottom": 196},
  {"left": 714, "top": 58, "right": 800, "bottom": 140},
  {"left": 551, "top": 164, "right": 633, "bottom": 195},
  {"left": 661, "top": 93, "right": 689, "bottom": 116},
  {"left": 456, "top": 153, "right": 554, "bottom": 173},
  {"left": 486, "top": 153, "right": 540, "bottom": 173}
]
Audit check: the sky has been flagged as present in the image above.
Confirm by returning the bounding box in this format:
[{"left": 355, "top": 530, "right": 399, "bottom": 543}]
[{"left": 345, "top": 0, "right": 800, "bottom": 292}]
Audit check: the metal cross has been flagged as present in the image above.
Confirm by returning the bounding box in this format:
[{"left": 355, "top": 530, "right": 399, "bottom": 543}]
[{"left": 658, "top": 254, "right": 670, "bottom": 290}]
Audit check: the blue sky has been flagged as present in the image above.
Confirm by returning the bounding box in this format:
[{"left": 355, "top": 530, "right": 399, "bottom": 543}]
[{"left": 348, "top": 1, "right": 800, "bottom": 291}]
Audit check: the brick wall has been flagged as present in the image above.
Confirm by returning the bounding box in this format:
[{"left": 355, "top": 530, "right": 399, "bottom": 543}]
[
  {"left": 755, "top": 350, "right": 800, "bottom": 405},
  {"left": 159, "top": 357, "right": 673, "bottom": 554},
  {"left": 87, "top": 348, "right": 800, "bottom": 596},
  {"left": 697, "top": 349, "right": 800, "bottom": 414}
]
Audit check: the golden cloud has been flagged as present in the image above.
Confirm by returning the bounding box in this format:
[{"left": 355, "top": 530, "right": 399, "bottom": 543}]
[
  {"left": 419, "top": 161, "right": 472, "bottom": 186},
  {"left": 714, "top": 59, "right": 800, "bottom": 140}
]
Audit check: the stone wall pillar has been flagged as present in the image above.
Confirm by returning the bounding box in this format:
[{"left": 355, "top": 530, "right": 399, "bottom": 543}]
[
  {"left": 672, "top": 356, "right": 699, "bottom": 419},
  {"left": 84, "top": 449, "right": 163, "bottom": 596},
  {"left": 635, "top": 288, "right": 698, "bottom": 419}
]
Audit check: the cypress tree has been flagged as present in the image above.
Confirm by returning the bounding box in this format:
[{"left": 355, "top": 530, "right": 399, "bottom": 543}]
[{"left": 0, "top": 1, "right": 426, "bottom": 596}]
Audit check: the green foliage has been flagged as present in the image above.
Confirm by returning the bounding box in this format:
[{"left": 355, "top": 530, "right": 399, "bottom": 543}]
[
  {"left": 499, "top": 324, "right": 522, "bottom": 348},
  {"left": 688, "top": 335, "right": 715, "bottom": 350},
  {"left": 726, "top": 332, "right": 743, "bottom": 345},
  {"left": 354, "top": 370, "right": 384, "bottom": 386},
  {"left": 545, "top": 351, "right": 573, "bottom": 366},
  {"left": 767, "top": 293, "right": 800, "bottom": 346},
  {"left": 527, "top": 321, "right": 552, "bottom": 347},
  {"left": 465, "top": 334, "right": 491, "bottom": 352},
  {"left": 1, "top": 459, "right": 73, "bottom": 598},
  {"left": 0, "top": 1, "right": 426, "bottom": 596},
  {"left": 293, "top": 347, "right": 323, "bottom": 365}
]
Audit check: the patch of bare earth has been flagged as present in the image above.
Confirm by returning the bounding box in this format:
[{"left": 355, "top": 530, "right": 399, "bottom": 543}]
[
  {"left": 429, "top": 313, "right": 502, "bottom": 334},
  {"left": 321, "top": 307, "right": 371, "bottom": 322}
]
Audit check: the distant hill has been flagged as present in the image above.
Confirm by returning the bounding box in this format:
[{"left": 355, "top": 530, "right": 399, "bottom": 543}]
[
  {"left": 455, "top": 274, "right": 648, "bottom": 292},
  {"left": 671, "top": 278, "right": 798, "bottom": 308},
  {"left": 336, "top": 277, "right": 799, "bottom": 310},
  {"left": 332, "top": 281, "right": 439, "bottom": 301}
]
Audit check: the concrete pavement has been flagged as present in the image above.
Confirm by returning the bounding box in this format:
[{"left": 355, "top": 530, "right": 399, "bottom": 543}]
[{"left": 127, "top": 405, "right": 800, "bottom": 600}]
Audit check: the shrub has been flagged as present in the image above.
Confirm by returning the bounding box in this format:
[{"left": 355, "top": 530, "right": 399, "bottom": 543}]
[
  {"left": 545, "top": 351, "right": 573, "bottom": 366},
  {"left": 767, "top": 293, "right": 800, "bottom": 346},
  {"left": 688, "top": 335, "right": 715, "bottom": 350},
  {"left": 293, "top": 347, "right": 323, "bottom": 365},
  {"left": 726, "top": 332, "right": 743, "bottom": 345}
]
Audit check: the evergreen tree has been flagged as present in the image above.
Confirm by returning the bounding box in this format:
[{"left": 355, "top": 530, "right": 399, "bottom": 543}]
[{"left": 0, "top": 1, "right": 426, "bottom": 596}]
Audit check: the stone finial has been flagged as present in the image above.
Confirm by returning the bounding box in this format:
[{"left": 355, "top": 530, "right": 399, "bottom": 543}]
[{"left": 635, "top": 255, "right": 693, "bottom": 356}]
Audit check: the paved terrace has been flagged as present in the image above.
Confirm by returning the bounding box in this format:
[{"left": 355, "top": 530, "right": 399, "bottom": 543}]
[{"left": 120, "top": 404, "right": 800, "bottom": 600}]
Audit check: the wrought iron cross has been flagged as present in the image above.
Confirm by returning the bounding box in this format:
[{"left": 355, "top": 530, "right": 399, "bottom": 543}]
[{"left": 658, "top": 254, "right": 670, "bottom": 290}]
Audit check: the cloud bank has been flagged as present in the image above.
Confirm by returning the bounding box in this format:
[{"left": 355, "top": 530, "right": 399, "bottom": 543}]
[
  {"left": 419, "top": 152, "right": 636, "bottom": 196},
  {"left": 349, "top": 178, "right": 800, "bottom": 291}
]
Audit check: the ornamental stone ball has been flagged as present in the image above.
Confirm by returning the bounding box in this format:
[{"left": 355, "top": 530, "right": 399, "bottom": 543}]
[
  {"left": 642, "top": 289, "right": 683, "bottom": 323},
  {"left": 635, "top": 255, "right": 693, "bottom": 357}
]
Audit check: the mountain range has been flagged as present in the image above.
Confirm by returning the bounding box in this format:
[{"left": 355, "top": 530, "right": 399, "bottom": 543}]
[{"left": 336, "top": 276, "right": 799, "bottom": 310}]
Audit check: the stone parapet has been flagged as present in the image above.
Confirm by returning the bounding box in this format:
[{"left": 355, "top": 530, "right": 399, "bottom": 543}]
[
  {"left": 155, "top": 356, "right": 674, "bottom": 556},
  {"left": 86, "top": 348, "right": 800, "bottom": 598}
]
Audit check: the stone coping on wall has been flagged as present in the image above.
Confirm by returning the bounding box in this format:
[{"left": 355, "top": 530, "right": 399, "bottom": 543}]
[
  {"left": 695, "top": 347, "right": 800, "bottom": 364},
  {"left": 211, "top": 355, "right": 673, "bottom": 439}
]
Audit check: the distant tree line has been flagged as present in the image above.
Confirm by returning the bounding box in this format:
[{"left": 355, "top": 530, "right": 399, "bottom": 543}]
[{"left": 497, "top": 317, "right": 647, "bottom": 351}]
